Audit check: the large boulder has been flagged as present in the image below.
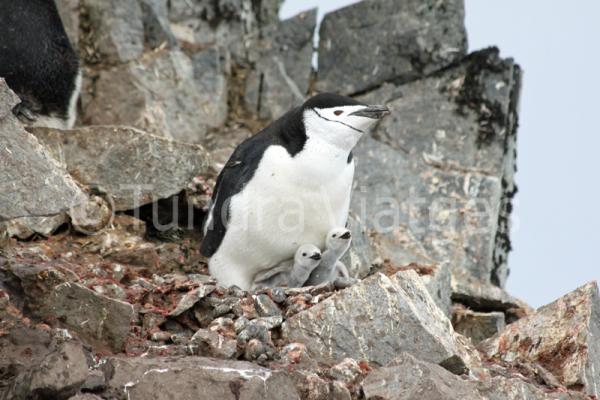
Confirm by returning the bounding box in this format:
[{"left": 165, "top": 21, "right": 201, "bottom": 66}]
[
  {"left": 360, "top": 48, "right": 521, "bottom": 287},
  {"left": 0, "top": 80, "right": 87, "bottom": 222},
  {"left": 244, "top": 9, "right": 316, "bottom": 119},
  {"left": 82, "top": 49, "right": 227, "bottom": 143},
  {"left": 282, "top": 270, "right": 479, "bottom": 373},
  {"left": 479, "top": 282, "right": 600, "bottom": 397},
  {"left": 317, "top": 0, "right": 467, "bottom": 95},
  {"left": 104, "top": 356, "right": 300, "bottom": 400},
  {"left": 30, "top": 125, "right": 209, "bottom": 211}
]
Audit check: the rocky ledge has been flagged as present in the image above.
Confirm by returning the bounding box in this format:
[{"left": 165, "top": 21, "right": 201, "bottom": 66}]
[{"left": 1, "top": 0, "right": 597, "bottom": 399}]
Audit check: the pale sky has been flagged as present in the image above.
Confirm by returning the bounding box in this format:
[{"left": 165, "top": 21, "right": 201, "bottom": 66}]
[{"left": 280, "top": 0, "right": 600, "bottom": 308}]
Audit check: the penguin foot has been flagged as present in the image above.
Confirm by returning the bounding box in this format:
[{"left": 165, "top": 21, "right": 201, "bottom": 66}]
[{"left": 13, "top": 102, "right": 38, "bottom": 123}]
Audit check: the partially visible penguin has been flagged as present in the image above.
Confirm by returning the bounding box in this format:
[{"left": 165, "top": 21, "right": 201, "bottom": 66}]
[{"left": 0, "top": 0, "right": 81, "bottom": 129}]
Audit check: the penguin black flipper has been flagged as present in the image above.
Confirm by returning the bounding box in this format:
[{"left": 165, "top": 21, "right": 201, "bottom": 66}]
[
  {"left": 200, "top": 106, "right": 307, "bottom": 257},
  {"left": 0, "top": 0, "right": 80, "bottom": 128}
]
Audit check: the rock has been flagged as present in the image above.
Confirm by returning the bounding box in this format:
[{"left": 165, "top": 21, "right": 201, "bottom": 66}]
[
  {"left": 139, "top": 0, "right": 178, "bottom": 49},
  {"left": 340, "top": 212, "right": 378, "bottom": 279},
  {"left": 351, "top": 136, "right": 503, "bottom": 291},
  {"left": 70, "top": 195, "right": 112, "bottom": 234},
  {"left": 0, "top": 214, "right": 67, "bottom": 239},
  {"left": 244, "top": 9, "right": 316, "bottom": 119},
  {"left": 191, "top": 46, "right": 229, "bottom": 126},
  {"left": 0, "top": 80, "right": 87, "bottom": 222},
  {"left": 452, "top": 305, "right": 506, "bottom": 344},
  {"left": 361, "top": 352, "right": 479, "bottom": 400},
  {"left": 29, "top": 341, "right": 90, "bottom": 397},
  {"left": 451, "top": 268, "right": 533, "bottom": 323},
  {"left": 362, "top": 48, "right": 522, "bottom": 286},
  {"left": 361, "top": 352, "right": 591, "bottom": 400},
  {"left": 82, "top": 0, "right": 144, "bottom": 64},
  {"left": 39, "top": 282, "right": 135, "bottom": 352},
  {"left": 30, "top": 125, "right": 209, "bottom": 211},
  {"left": 191, "top": 328, "right": 237, "bottom": 359},
  {"left": 55, "top": 0, "right": 80, "bottom": 47},
  {"left": 254, "top": 294, "right": 282, "bottom": 317},
  {"left": 0, "top": 317, "right": 92, "bottom": 400},
  {"left": 400, "top": 262, "right": 453, "bottom": 317},
  {"left": 167, "top": 0, "right": 280, "bottom": 63},
  {"left": 168, "top": 285, "right": 216, "bottom": 316},
  {"left": 69, "top": 394, "right": 105, "bottom": 400},
  {"left": 82, "top": 49, "right": 225, "bottom": 142},
  {"left": 328, "top": 358, "right": 363, "bottom": 384},
  {"left": 105, "top": 356, "right": 300, "bottom": 399},
  {"left": 479, "top": 282, "right": 600, "bottom": 396},
  {"left": 282, "top": 271, "right": 477, "bottom": 372},
  {"left": 317, "top": 0, "right": 467, "bottom": 95}
]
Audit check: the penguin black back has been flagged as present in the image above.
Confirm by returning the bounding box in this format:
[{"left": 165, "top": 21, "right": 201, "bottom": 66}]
[{"left": 0, "top": 0, "right": 80, "bottom": 127}]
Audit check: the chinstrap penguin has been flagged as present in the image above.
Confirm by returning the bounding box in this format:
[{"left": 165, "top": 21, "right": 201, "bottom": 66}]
[
  {"left": 305, "top": 227, "right": 352, "bottom": 286},
  {"left": 201, "top": 92, "right": 389, "bottom": 290},
  {"left": 0, "top": 0, "right": 81, "bottom": 129},
  {"left": 251, "top": 244, "right": 322, "bottom": 290}
]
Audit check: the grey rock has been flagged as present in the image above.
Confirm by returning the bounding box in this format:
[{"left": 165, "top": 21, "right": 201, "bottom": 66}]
[
  {"left": 340, "top": 212, "right": 378, "bottom": 279},
  {"left": 167, "top": 0, "right": 281, "bottom": 63},
  {"left": 282, "top": 270, "right": 478, "bottom": 372},
  {"left": 351, "top": 136, "right": 503, "bottom": 288},
  {"left": 70, "top": 194, "right": 112, "bottom": 234},
  {"left": 39, "top": 282, "right": 135, "bottom": 352},
  {"left": 168, "top": 285, "right": 216, "bottom": 316},
  {"left": 254, "top": 293, "right": 282, "bottom": 317},
  {"left": 191, "top": 328, "right": 237, "bottom": 359},
  {"left": 69, "top": 394, "right": 105, "bottom": 400},
  {"left": 0, "top": 214, "right": 67, "bottom": 239},
  {"left": 29, "top": 341, "right": 90, "bottom": 397},
  {"left": 191, "top": 46, "right": 229, "bottom": 126},
  {"left": 83, "top": 50, "right": 225, "bottom": 142},
  {"left": 362, "top": 352, "right": 590, "bottom": 400},
  {"left": 0, "top": 80, "right": 87, "bottom": 222},
  {"left": 479, "top": 282, "right": 600, "bottom": 397},
  {"left": 105, "top": 356, "right": 300, "bottom": 400},
  {"left": 30, "top": 125, "right": 209, "bottom": 211},
  {"left": 317, "top": 0, "right": 467, "bottom": 95},
  {"left": 0, "top": 319, "right": 92, "bottom": 400},
  {"left": 451, "top": 268, "right": 533, "bottom": 322},
  {"left": 244, "top": 9, "right": 316, "bottom": 119},
  {"left": 361, "top": 352, "right": 480, "bottom": 400},
  {"left": 419, "top": 262, "right": 453, "bottom": 317},
  {"left": 82, "top": 0, "right": 144, "bottom": 64},
  {"left": 452, "top": 306, "right": 506, "bottom": 344},
  {"left": 363, "top": 48, "right": 522, "bottom": 286},
  {"left": 55, "top": 0, "right": 80, "bottom": 47},
  {"left": 139, "top": 0, "right": 178, "bottom": 49}
]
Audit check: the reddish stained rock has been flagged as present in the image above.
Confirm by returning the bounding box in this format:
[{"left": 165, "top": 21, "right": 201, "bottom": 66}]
[{"left": 479, "top": 282, "right": 600, "bottom": 397}]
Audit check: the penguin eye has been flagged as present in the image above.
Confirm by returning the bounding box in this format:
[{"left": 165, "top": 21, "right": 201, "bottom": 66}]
[
  {"left": 334, "top": 110, "right": 343, "bottom": 116},
  {"left": 332, "top": 234, "right": 337, "bottom": 238},
  {"left": 302, "top": 252, "right": 307, "bottom": 257}
]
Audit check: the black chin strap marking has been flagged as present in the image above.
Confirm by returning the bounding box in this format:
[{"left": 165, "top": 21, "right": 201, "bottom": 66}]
[{"left": 314, "top": 109, "right": 364, "bottom": 134}]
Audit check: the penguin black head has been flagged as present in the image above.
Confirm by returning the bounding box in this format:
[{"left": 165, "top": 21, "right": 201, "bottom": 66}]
[{"left": 301, "top": 93, "right": 389, "bottom": 151}]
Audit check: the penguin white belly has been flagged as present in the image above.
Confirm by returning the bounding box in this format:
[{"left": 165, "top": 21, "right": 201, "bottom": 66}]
[{"left": 209, "top": 145, "right": 354, "bottom": 289}]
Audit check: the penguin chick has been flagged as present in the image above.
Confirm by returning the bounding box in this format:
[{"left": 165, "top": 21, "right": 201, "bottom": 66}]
[
  {"left": 0, "top": 0, "right": 81, "bottom": 129},
  {"left": 252, "top": 245, "right": 322, "bottom": 290},
  {"left": 305, "top": 228, "right": 352, "bottom": 286}
]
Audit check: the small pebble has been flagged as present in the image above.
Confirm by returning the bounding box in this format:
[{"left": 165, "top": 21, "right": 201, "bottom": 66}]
[{"left": 254, "top": 294, "right": 281, "bottom": 317}]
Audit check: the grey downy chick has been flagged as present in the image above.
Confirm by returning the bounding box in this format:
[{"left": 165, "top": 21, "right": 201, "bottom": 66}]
[
  {"left": 251, "top": 244, "right": 322, "bottom": 290},
  {"left": 305, "top": 228, "right": 352, "bottom": 286}
]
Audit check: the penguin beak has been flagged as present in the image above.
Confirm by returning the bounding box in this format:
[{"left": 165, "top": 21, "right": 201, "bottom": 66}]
[
  {"left": 310, "top": 252, "right": 322, "bottom": 261},
  {"left": 340, "top": 231, "right": 351, "bottom": 239},
  {"left": 349, "top": 105, "right": 390, "bottom": 119}
]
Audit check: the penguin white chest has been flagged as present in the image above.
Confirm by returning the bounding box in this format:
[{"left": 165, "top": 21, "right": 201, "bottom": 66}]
[{"left": 212, "top": 144, "right": 354, "bottom": 287}]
